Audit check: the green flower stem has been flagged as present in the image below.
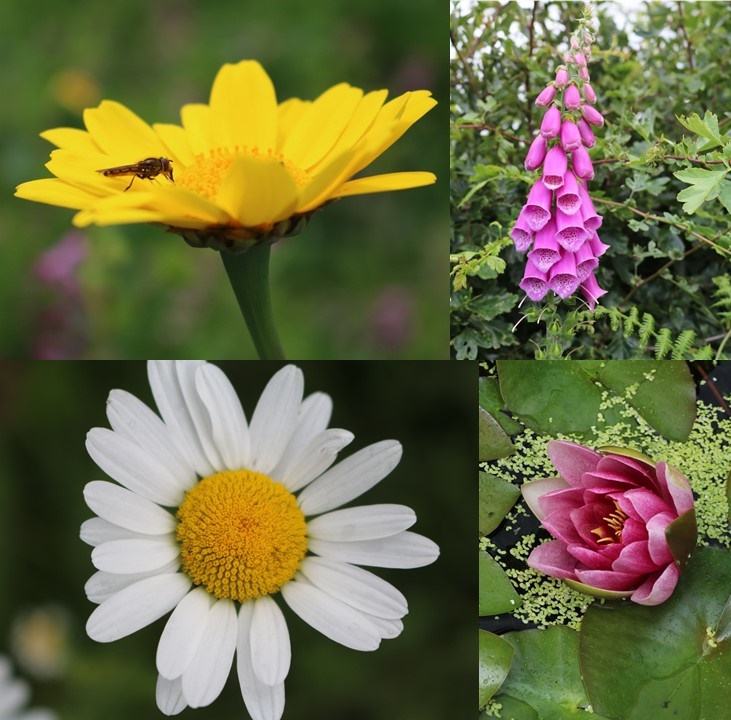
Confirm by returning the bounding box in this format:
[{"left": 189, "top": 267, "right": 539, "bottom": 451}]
[{"left": 221, "top": 244, "right": 286, "bottom": 360}]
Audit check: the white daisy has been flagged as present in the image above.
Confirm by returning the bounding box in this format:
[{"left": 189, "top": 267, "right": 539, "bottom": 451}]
[
  {"left": 81, "top": 362, "right": 440, "bottom": 719},
  {"left": 0, "top": 656, "right": 56, "bottom": 720}
]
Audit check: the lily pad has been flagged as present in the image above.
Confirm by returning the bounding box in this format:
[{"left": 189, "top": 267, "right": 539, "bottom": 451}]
[
  {"left": 479, "top": 471, "right": 520, "bottom": 535},
  {"left": 494, "top": 625, "right": 611, "bottom": 719},
  {"left": 479, "top": 406, "right": 515, "bottom": 461},
  {"left": 479, "top": 376, "right": 523, "bottom": 436},
  {"left": 496, "top": 360, "right": 696, "bottom": 440},
  {"left": 479, "top": 550, "right": 521, "bottom": 616},
  {"left": 580, "top": 547, "right": 731, "bottom": 720},
  {"left": 479, "top": 629, "right": 514, "bottom": 710}
]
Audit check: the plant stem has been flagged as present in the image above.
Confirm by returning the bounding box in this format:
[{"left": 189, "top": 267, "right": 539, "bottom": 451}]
[{"left": 221, "top": 244, "right": 286, "bottom": 360}]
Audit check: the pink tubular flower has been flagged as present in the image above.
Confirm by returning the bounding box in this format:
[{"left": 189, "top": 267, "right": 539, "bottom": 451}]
[
  {"left": 524, "top": 134, "right": 548, "bottom": 172},
  {"left": 522, "top": 441, "right": 697, "bottom": 607},
  {"left": 542, "top": 146, "right": 568, "bottom": 190},
  {"left": 577, "top": 118, "right": 596, "bottom": 148},
  {"left": 548, "top": 250, "right": 580, "bottom": 298},
  {"left": 510, "top": 215, "right": 533, "bottom": 253},
  {"left": 535, "top": 85, "right": 557, "bottom": 107},
  {"left": 540, "top": 106, "right": 562, "bottom": 138},
  {"left": 580, "top": 271, "right": 607, "bottom": 310},
  {"left": 519, "top": 258, "right": 549, "bottom": 302},
  {"left": 554, "top": 206, "right": 588, "bottom": 252},
  {"left": 522, "top": 181, "right": 552, "bottom": 231},
  {"left": 555, "top": 170, "right": 581, "bottom": 215},
  {"left": 571, "top": 145, "right": 594, "bottom": 181},
  {"left": 574, "top": 240, "right": 598, "bottom": 281},
  {"left": 563, "top": 84, "right": 581, "bottom": 111},
  {"left": 560, "top": 119, "right": 582, "bottom": 153},
  {"left": 527, "top": 219, "right": 561, "bottom": 273},
  {"left": 578, "top": 183, "right": 602, "bottom": 231},
  {"left": 581, "top": 104, "right": 605, "bottom": 127}
]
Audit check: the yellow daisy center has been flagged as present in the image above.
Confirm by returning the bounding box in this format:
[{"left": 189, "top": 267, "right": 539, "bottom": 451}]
[
  {"left": 176, "top": 147, "right": 308, "bottom": 201},
  {"left": 176, "top": 469, "right": 308, "bottom": 602}
]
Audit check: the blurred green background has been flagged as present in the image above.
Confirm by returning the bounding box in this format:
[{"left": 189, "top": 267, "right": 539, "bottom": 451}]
[
  {"left": 2, "top": 0, "right": 447, "bottom": 359},
  {"left": 0, "top": 361, "right": 474, "bottom": 719}
]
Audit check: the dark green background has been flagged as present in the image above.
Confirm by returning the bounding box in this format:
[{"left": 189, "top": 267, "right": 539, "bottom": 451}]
[
  {"left": 3, "top": 0, "right": 446, "bottom": 359},
  {"left": 0, "top": 361, "right": 474, "bottom": 719}
]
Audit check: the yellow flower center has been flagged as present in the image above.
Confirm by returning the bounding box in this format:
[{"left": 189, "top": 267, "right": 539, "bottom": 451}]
[
  {"left": 176, "top": 147, "right": 308, "bottom": 201},
  {"left": 591, "top": 501, "right": 628, "bottom": 545},
  {"left": 176, "top": 469, "right": 308, "bottom": 602}
]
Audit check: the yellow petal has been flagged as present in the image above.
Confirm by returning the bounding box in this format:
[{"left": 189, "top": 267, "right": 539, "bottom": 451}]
[
  {"left": 180, "top": 103, "right": 213, "bottom": 156},
  {"left": 334, "top": 171, "right": 436, "bottom": 197},
  {"left": 208, "top": 61, "right": 277, "bottom": 153},
  {"left": 282, "top": 83, "right": 364, "bottom": 169},
  {"left": 144, "top": 186, "right": 232, "bottom": 227},
  {"left": 296, "top": 148, "right": 366, "bottom": 212},
  {"left": 40, "top": 127, "right": 99, "bottom": 152},
  {"left": 276, "top": 98, "right": 310, "bottom": 148},
  {"left": 83, "top": 100, "right": 166, "bottom": 157},
  {"left": 215, "top": 155, "right": 298, "bottom": 227},
  {"left": 73, "top": 207, "right": 163, "bottom": 227},
  {"left": 153, "top": 123, "right": 195, "bottom": 166},
  {"left": 15, "top": 178, "right": 95, "bottom": 209}
]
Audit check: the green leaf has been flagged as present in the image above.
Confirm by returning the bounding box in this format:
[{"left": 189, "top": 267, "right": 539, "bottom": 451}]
[
  {"left": 674, "top": 167, "right": 728, "bottom": 214},
  {"left": 479, "top": 550, "right": 521, "bottom": 615},
  {"left": 479, "top": 471, "right": 520, "bottom": 535},
  {"left": 479, "top": 407, "right": 514, "bottom": 461},
  {"left": 495, "top": 626, "right": 611, "bottom": 719},
  {"left": 479, "top": 377, "right": 523, "bottom": 436},
  {"left": 496, "top": 360, "right": 696, "bottom": 440},
  {"left": 479, "top": 630, "right": 514, "bottom": 710},
  {"left": 717, "top": 180, "right": 731, "bottom": 214},
  {"left": 580, "top": 548, "right": 731, "bottom": 720},
  {"left": 676, "top": 111, "right": 724, "bottom": 149}
]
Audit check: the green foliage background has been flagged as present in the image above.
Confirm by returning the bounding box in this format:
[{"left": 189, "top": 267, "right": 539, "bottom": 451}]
[
  {"left": 0, "top": 361, "right": 473, "bottom": 719},
  {"left": 3, "top": 0, "right": 446, "bottom": 359},
  {"left": 451, "top": 0, "right": 731, "bottom": 360}
]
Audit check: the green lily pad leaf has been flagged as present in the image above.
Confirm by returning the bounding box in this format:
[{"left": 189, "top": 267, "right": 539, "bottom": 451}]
[
  {"left": 479, "top": 376, "right": 522, "bottom": 436},
  {"left": 496, "top": 361, "right": 695, "bottom": 440},
  {"left": 479, "top": 629, "right": 514, "bottom": 710},
  {"left": 479, "top": 471, "right": 520, "bottom": 535},
  {"left": 479, "top": 407, "right": 514, "bottom": 461},
  {"left": 580, "top": 547, "right": 731, "bottom": 720},
  {"left": 479, "top": 550, "right": 521, "bottom": 615},
  {"left": 483, "top": 695, "right": 538, "bottom": 720},
  {"left": 494, "top": 626, "right": 611, "bottom": 719}
]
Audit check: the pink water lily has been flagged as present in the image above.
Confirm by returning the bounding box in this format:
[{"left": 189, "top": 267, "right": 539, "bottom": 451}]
[{"left": 522, "top": 440, "right": 696, "bottom": 606}]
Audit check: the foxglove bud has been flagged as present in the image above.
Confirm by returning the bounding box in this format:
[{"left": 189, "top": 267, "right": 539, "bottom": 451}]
[
  {"left": 564, "top": 84, "right": 581, "bottom": 110},
  {"left": 581, "top": 104, "right": 604, "bottom": 126},
  {"left": 554, "top": 67, "right": 569, "bottom": 88},
  {"left": 525, "top": 134, "right": 548, "bottom": 171},
  {"left": 540, "top": 105, "right": 562, "bottom": 138},
  {"left": 583, "top": 83, "right": 597, "bottom": 104},
  {"left": 572, "top": 145, "right": 594, "bottom": 180},
  {"left": 535, "top": 85, "right": 557, "bottom": 107},
  {"left": 577, "top": 118, "right": 596, "bottom": 147},
  {"left": 560, "top": 119, "right": 582, "bottom": 152},
  {"left": 574, "top": 51, "right": 587, "bottom": 66},
  {"left": 579, "top": 66, "right": 590, "bottom": 81}
]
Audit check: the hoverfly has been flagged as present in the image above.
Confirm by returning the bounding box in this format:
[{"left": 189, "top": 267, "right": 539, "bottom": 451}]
[{"left": 96, "top": 156, "right": 174, "bottom": 191}]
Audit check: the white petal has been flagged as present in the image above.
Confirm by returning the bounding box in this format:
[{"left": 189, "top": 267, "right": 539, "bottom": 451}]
[
  {"left": 156, "top": 675, "right": 188, "bottom": 716},
  {"left": 248, "top": 365, "right": 304, "bottom": 474},
  {"left": 147, "top": 360, "right": 217, "bottom": 476},
  {"left": 92, "top": 537, "right": 179, "bottom": 574},
  {"left": 86, "top": 573, "right": 191, "bottom": 643},
  {"left": 84, "top": 481, "right": 177, "bottom": 534},
  {"left": 299, "top": 557, "right": 407, "bottom": 619},
  {"left": 365, "top": 614, "right": 403, "bottom": 639},
  {"left": 107, "top": 389, "right": 197, "bottom": 490},
  {"left": 236, "top": 603, "right": 286, "bottom": 720},
  {"left": 297, "top": 440, "right": 402, "bottom": 516},
  {"left": 280, "top": 577, "right": 382, "bottom": 651},
  {"left": 308, "top": 531, "right": 440, "bottom": 568},
  {"left": 307, "top": 504, "right": 416, "bottom": 541},
  {"left": 86, "top": 428, "right": 186, "bottom": 507},
  {"left": 80, "top": 517, "right": 151, "bottom": 547},
  {"left": 195, "top": 363, "right": 251, "bottom": 470},
  {"left": 181, "top": 598, "right": 237, "bottom": 709},
  {"left": 85, "top": 561, "right": 180, "bottom": 604},
  {"left": 281, "top": 429, "right": 354, "bottom": 491},
  {"left": 0, "top": 676, "right": 28, "bottom": 715},
  {"left": 157, "top": 588, "right": 213, "bottom": 680},
  {"left": 269, "top": 391, "right": 333, "bottom": 478},
  {"left": 250, "top": 596, "right": 290, "bottom": 686}
]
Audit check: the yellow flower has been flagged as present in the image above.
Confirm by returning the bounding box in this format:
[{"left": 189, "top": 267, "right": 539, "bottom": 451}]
[{"left": 15, "top": 60, "right": 437, "bottom": 252}]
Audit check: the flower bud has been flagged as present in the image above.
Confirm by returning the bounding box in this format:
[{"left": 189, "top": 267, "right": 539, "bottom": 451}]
[
  {"left": 554, "top": 67, "right": 569, "bottom": 88},
  {"left": 525, "top": 134, "right": 548, "bottom": 171},
  {"left": 560, "top": 119, "right": 582, "bottom": 152},
  {"left": 579, "top": 66, "right": 590, "bottom": 81},
  {"left": 571, "top": 145, "right": 594, "bottom": 180},
  {"left": 582, "top": 83, "right": 597, "bottom": 104},
  {"left": 577, "top": 118, "right": 596, "bottom": 147},
  {"left": 535, "top": 85, "right": 557, "bottom": 107},
  {"left": 540, "top": 105, "right": 562, "bottom": 138},
  {"left": 564, "top": 84, "right": 581, "bottom": 111},
  {"left": 574, "top": 51, "right": 587, "bottom": 66},
  {"left": 581, "top": 104, "right": 605, "bottom": 127}
]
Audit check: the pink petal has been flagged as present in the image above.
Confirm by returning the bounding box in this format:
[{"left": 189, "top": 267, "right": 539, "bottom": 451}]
[
  {"left": 617, "top": 488, "right": 671, "bottom": 523},
  {"left": 574, "top": 568, "right": 642, "bottom": 591},
  {"left": 566, "top": 543, "right": 614, "bottom": 570},
  {"left": 620, "top": 518, "right": 648, "bottom": 544},
  {"left": 547, "top": 440, "right": 602, "bottom": 487},
  {"left": 645, "top": 512, "right": 674, "bottom": 566},
  {"left": 526, "top": 541, "right": 578, "bottom": 579},
  {"left": 521, "top": 476, "right": 570, "bottom": 521},
  {"left": 612, "top": 541, "right": 655, "bottom": 574},
  {"left": 535, "top": 485, "right": 584, "bottom": 518},
  {"left": 656, "top": 462, "right": 695, "bottom": 515},
  {"left": 629, "top": 563, "right": 679, "bottom": 606}
]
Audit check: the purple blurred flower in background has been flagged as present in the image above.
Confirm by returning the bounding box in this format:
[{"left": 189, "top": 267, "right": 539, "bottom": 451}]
[{"left": 510, "top": 17, "right": 608, "bottom": 310}]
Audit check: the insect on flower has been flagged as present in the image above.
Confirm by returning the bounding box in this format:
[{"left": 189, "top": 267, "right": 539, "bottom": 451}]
[{"left": 96, "top": 156, "right": 174, "bottom": 191}]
